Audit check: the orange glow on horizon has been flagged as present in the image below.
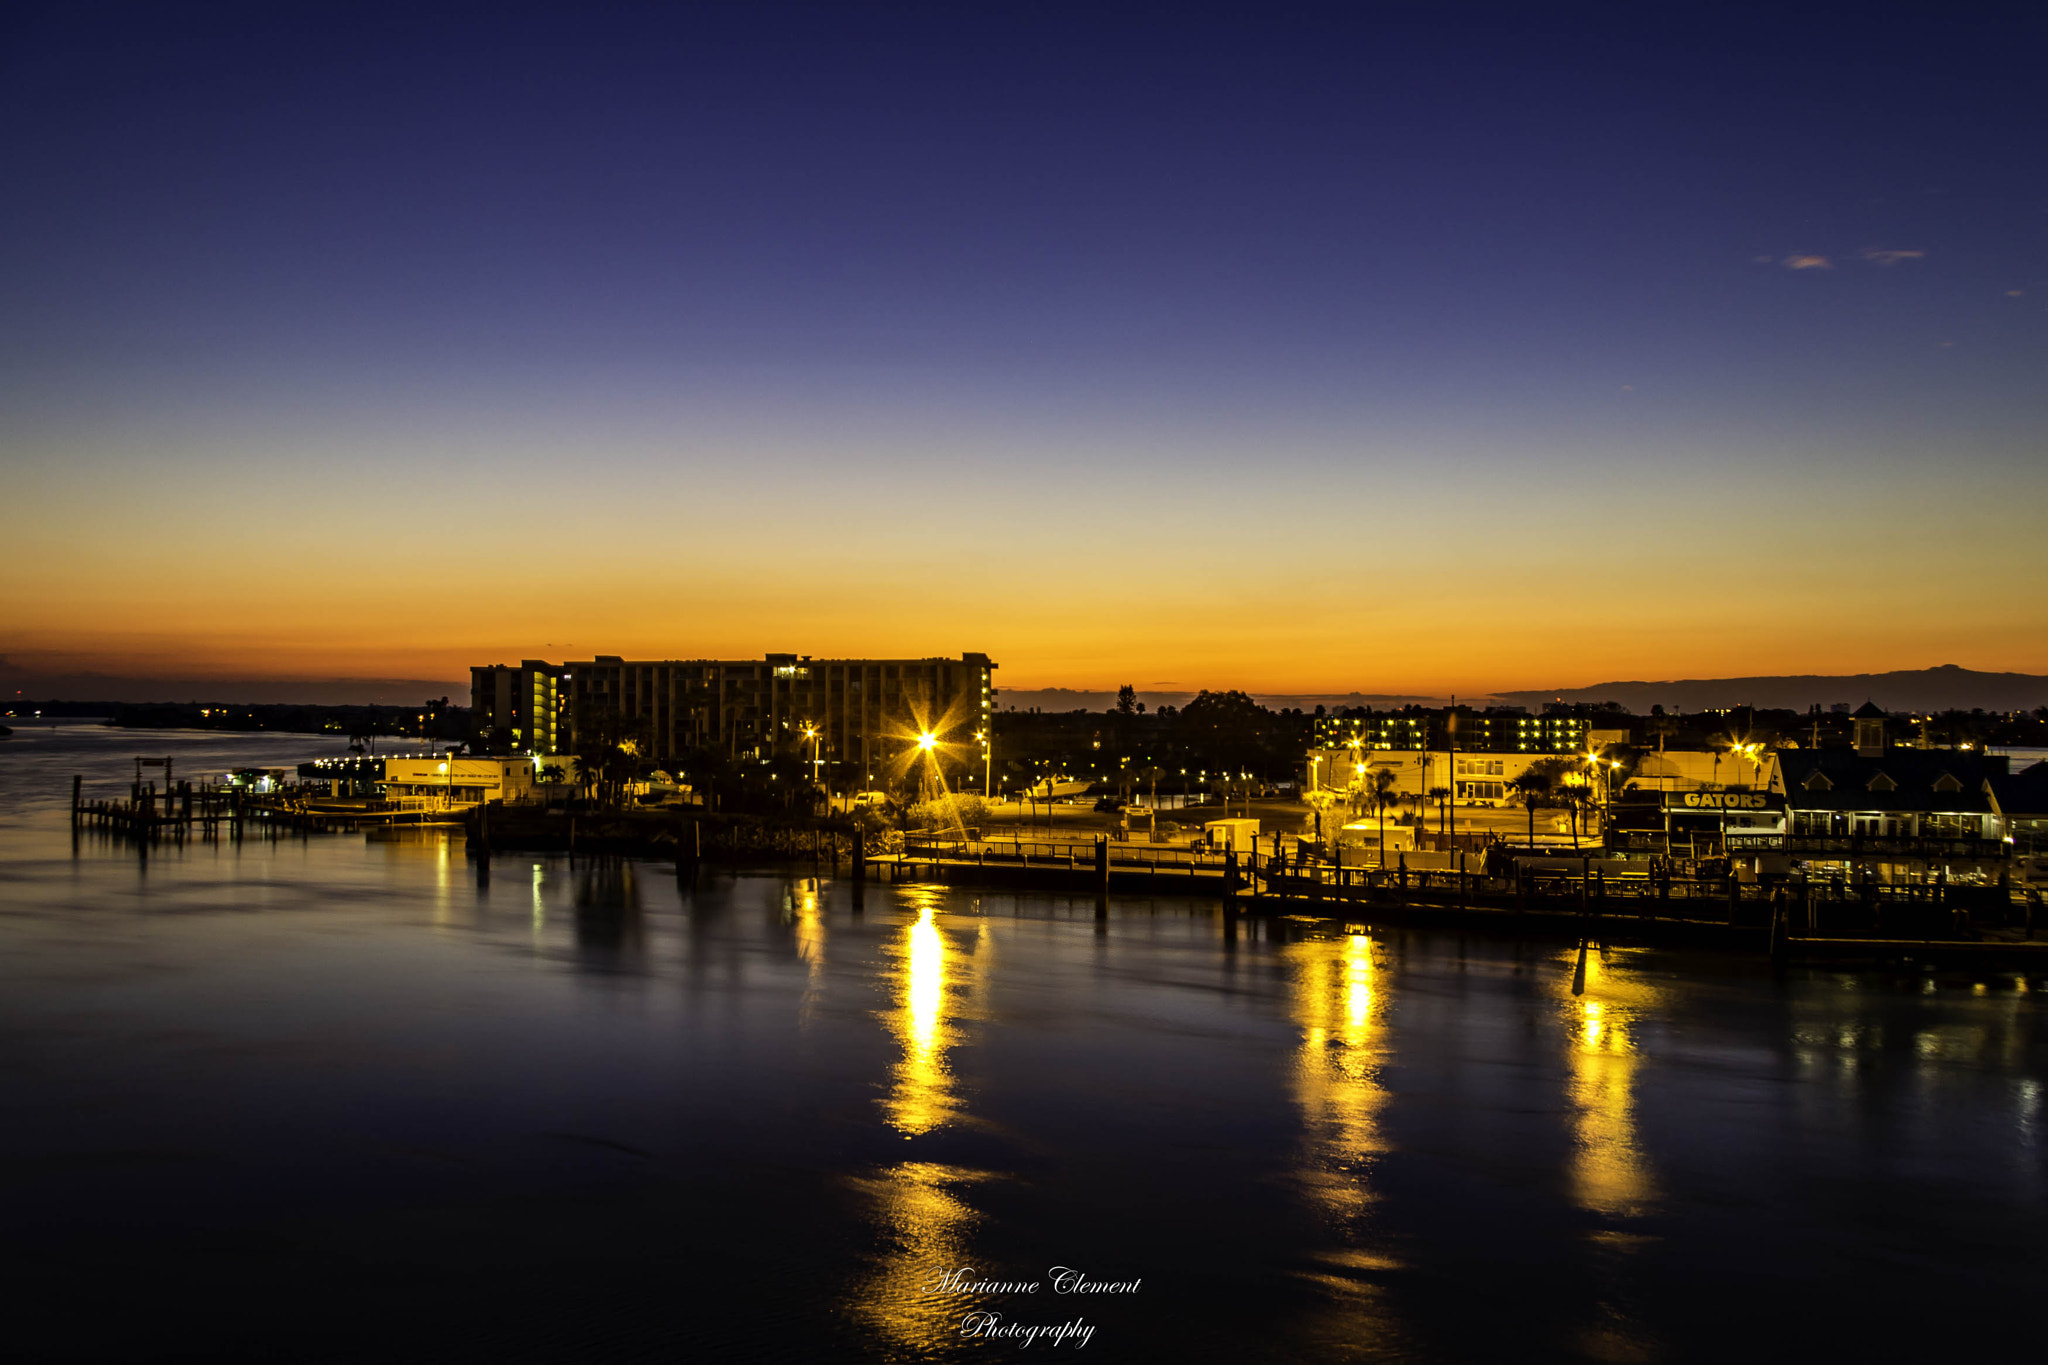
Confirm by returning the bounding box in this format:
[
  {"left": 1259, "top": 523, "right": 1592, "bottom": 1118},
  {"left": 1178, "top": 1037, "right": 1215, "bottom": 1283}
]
[
  {"left": 6, "top": 440, "right": 2043, "bottom": 695},
  {"left": 6, "top": 606, "right": 2044, "bottom": 699}
]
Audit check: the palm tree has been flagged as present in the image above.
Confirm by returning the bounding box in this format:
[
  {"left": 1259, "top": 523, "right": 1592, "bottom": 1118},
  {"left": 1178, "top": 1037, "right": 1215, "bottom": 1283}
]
[
  {"left": 1509, "top": 769, "right": 1553, "bottom": 848},
  {"left": 1370, "top": 767, "right": 1401, "bottom": 867},
  {"left": 1427, "top": 785, "right": 1452, "bottom": 838},
  {"left": 676, "top": 747, "right": 737, "bottom": 814},
  {"left": 1561, "top": 778, "right": 1590, "bottom": 848},
  {"left": 1304, "top": 788, "right": 1338, "bottom": 841}
]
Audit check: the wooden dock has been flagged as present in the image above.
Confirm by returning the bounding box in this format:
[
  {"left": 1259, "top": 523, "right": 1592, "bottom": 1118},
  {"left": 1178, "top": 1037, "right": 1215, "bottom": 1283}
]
[
  {"left": 878, "top": 835, "right": 2044, "bottom": 963},
  {"left": 70, "top": 771, "right": 466, "bottom": 843}
]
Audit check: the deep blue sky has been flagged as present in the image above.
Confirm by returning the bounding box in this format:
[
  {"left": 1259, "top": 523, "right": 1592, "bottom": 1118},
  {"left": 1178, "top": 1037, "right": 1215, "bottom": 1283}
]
[{"left": 3, "top": 2, "right": 2043, "bottom": 693}]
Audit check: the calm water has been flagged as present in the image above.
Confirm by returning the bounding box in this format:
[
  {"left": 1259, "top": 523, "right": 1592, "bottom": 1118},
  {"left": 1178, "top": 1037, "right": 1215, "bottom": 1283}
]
[{"left": 2, "top": 724, "right": 2043, "bottom": 1363}]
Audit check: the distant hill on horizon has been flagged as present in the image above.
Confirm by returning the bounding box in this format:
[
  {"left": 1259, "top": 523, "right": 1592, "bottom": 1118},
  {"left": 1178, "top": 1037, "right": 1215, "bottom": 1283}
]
[
  {"left": 1498, "top": 665, "right": 2048, "bottom": 715},
  {"left": 997, "top": 687, "right": 1451, "bottom": 713}
]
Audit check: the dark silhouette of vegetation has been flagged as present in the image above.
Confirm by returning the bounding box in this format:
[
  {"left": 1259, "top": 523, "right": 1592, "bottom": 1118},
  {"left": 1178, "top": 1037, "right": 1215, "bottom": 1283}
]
[
  {"left": 1174, "top": 690, "right": 1272, "bottom": 774},
  {"left": 571, "top": 703, "right": 649, "bottom": 809},
  {"left": 13, "top": 700, "right": 472, "bottom": 743},
  {"left": 1426, "top": 784, "right": 1451, "bottom": 836},
  {"left": 1509, "top": 768, "right": 1553, "bottom": 847},
  {"left": 1367, "top": 767, "right": 1400, "bottom": 866}
]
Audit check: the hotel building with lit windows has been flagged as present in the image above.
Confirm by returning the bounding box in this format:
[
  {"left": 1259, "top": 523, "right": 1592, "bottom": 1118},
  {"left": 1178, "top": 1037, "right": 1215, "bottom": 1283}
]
[
  {"left": 556, "top": 652, "right": 997, "bottom": 789},
  {"left": 469, "top": 660, "right": 565, "bottom": 754},
  {"left": 1312, "top": 710, "right": 1591, "bottom": 754}
]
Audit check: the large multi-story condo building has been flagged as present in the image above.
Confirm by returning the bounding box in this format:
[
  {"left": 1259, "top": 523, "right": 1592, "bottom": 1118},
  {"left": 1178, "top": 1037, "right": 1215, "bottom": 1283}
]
[
  {"left": 1312, "top": 710, "right": 1591, "bottom": 754},
  {"left": 561, "top": 652, "right": 997, "bottom": 788},
  {"left": 470, "top": 660, "right": 565, "bottom": 753}
]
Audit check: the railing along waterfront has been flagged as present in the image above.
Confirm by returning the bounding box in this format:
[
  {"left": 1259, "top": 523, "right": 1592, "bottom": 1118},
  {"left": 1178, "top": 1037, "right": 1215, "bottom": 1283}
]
[
  {"left": 1258, "top": 860, "right": 2038, "bottom": 936},
  {"left": 905, "top": 835, "right": 1235, "bottom": 874},
  {"left": 895, "top": 832, "right": 2040, "bottom": 939}
]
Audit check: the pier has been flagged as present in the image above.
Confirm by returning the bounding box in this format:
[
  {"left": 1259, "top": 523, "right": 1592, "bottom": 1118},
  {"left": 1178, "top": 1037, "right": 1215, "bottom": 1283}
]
[
  {"left": 69, "top": 766, "right": 468, "bottom": 843},
  {"left": 885, "top": 833, "right": 2048, "bottom": 968}
]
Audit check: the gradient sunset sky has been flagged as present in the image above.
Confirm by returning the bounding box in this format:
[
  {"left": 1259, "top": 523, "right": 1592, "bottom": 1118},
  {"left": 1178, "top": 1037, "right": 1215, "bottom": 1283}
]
[{"left": 4, "top": 3, "right": 2043, "bottom": 698}]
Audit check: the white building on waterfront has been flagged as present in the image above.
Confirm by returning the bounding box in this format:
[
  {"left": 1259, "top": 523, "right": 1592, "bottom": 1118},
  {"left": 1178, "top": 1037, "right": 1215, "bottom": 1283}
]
[{"left": 379, "top": 756, "right": 538, "bottom": 809}]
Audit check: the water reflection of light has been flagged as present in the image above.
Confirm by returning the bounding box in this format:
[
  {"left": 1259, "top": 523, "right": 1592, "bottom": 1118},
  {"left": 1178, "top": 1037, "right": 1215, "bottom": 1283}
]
[
  {"left": 854, "top": 1160, "right": 987, "bottom": 1354},
  {"left": 1287, "top": 932, "right": 1388, "bottom": 1222},
  {"left": 887, "top": 891, "right": 954, "bottom": 1136},
  {"left": 791, "top": 881, "right": 827, "bottom": 1021},
  {"left": 1560, "top": 951, "right": 1659, "bottom": 1220},
  {"left": 433, "top": 834, "right": 451, "bottom": 925},
  {"left": 531, "top": 862, "right": 545, "bottom": 945},
  {"left": 858, "top": 888, "right": 985, "bottom": 1356}
]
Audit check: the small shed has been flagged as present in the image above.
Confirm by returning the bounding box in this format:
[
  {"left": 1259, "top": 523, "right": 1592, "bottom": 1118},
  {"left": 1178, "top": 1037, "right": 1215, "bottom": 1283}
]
[{"left": 1204, "top": 818, "right": 1261, "bottom": 852}]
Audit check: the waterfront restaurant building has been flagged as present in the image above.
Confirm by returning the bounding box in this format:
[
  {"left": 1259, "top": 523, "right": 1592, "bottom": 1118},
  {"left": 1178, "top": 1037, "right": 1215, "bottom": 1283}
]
[
  {"left": 380, "top": 756, "right": 539, "bottom": 809},
  {"left": 1768, "top": 707, "right": 2013, "bottom": 884},
  {"left": 561, "top": 652, "right": 998, "bottom": 791},
  {"left": 1989, "top": 762, "right": 2048, "bottom": 884}
]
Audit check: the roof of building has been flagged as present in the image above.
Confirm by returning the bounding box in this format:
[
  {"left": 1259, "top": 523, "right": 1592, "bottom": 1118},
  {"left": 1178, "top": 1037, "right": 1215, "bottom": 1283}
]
[
  {"left": 1851, "top": 701, "right": 1888, "bottom": 719},
  {"left": 1775, "top": 748, "right": 2004, "bottom": 814},
  {"left": 1988, "top": 760, "right": 2048, "bottom": 817}
]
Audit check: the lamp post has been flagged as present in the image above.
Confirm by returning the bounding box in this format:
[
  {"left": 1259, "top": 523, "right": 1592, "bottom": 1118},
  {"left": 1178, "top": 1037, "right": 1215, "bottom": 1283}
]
[{"left": 802, "top": 724, "right": 822, "bottom": 799}]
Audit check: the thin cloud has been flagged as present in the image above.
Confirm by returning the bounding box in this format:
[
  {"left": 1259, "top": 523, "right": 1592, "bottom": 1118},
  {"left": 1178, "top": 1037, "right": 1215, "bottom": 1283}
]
[
  {"left": 1782, "top": 255, "right": 1832, "bottom": 270},
  {"left": 1859, "top": 248, "right": 1925, "bottom": 266}
]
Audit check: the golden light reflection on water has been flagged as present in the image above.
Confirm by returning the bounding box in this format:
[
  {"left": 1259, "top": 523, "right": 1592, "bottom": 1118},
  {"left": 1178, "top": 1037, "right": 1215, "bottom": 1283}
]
[
  {"left": 1287, "top": 932, "right": 1389, "bottom": 1223},
  {"left": 530, "top": 861, "right": 545, "bottom": 946},
  {"left": 857, "top": 887, "right": 989, "bottom": 1355},
  {"left": 886, "top": 892, "right": 956, "bottom": 1136},
  {"left": 1559, "top": 949, "right": 1660, "bottom": 1220},
  {"left": 433, "top": 833, "right": 451, "bottom": 926},
  {"left": 788, "top": 881, "right": 827, "bottom": 1020},
  {"left": 852, "top": 1159, "right": 989, "bottom": 1354}
]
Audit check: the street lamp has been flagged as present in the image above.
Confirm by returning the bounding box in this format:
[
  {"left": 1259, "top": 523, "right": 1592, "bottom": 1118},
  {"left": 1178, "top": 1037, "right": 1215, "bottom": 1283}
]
[{"left": 802, "top": 724, "right": 822, "bottom": 794}]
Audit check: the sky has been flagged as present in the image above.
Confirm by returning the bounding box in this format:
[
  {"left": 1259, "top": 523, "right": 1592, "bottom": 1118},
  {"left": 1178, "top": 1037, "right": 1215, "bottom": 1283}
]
[{"left": 3, "top": 2, "right": 2044, "bottom": 701}]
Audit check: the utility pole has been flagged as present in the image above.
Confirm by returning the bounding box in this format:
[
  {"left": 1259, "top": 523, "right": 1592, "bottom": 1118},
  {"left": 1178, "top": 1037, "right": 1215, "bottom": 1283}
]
[{"left": 1447, "top": 696, "right": 1457, "bottom": 851}]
